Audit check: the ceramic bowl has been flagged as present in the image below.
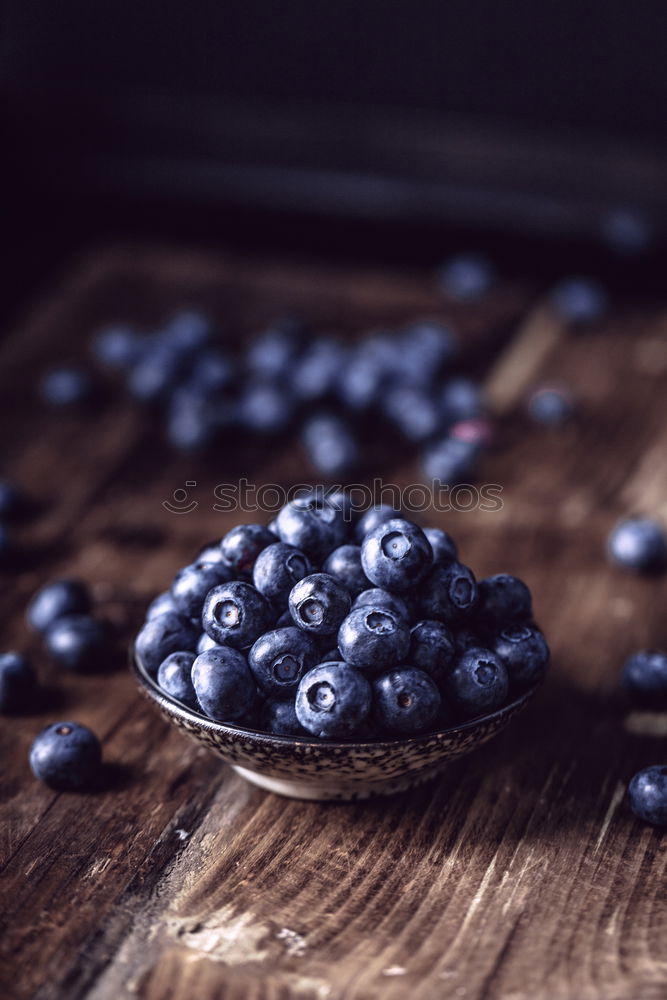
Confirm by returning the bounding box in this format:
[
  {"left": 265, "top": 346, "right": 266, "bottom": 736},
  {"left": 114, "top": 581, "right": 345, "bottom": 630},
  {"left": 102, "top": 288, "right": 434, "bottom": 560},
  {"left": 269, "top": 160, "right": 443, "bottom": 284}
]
[{"left": 132, "top": 647, "right": 541, "bottom": 801}]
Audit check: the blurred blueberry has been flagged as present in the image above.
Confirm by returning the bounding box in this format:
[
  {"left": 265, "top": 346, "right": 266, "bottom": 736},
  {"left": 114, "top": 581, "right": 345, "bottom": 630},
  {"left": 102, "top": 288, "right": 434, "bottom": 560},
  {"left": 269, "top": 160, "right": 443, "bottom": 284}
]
[
  {"left": 0, "top": 652, "right": 37, "bottom": 713},
  {"left": 167, "top": 387, "right": 217, "bottom": 452},
  {"left": 246, "top": 317, "right": 307, "bottom": 379},
  {"left": 382, "top": 386, "right": 440, "bottom": 443},
  {"left": 291, "top": 337, "right": 347, "bottom": 402},
  {"left": 399, "top": 321, "right": 459, "bottom": 384},
  {"left": 607, "top": 517, "right": 667, "bottom": 573},
  {"left": 600, "top": 208, "right": 654, "bottom": 256},
  {"left": 422, "top": 437, "right": 480, "bottom": 484},
  {"left": 551, "top": 278, "right": 608, "bottom": 325},
  {"left": 527, "top": 385, "right": 575, "bottom": 426},
  {"left": 188, "top": 349, "right": 237, "bottom": 394},
  {"left": 337, "top": 333, "right": 399, "bottom": 411},
  {"left": 27, "top": 579, "right": 92, "bottom": 633},
  {"left": 159, "top": 310, "right": 213, "bottom": 354},
  {"left": 45, "top": 615, "right": 109, "bottom": 672},
  {"left": 92, "top": 324, "right": 143, "bottom": 369},
  {"left": 146, "top": 591, "right": 176, "bottom": 621},
  {"left": 301, "top": 413, "right": 360, "bottom": 478},
  {"left": 622, "top": 650, "right": 667, "bottom": 708},
  {"left": 438, "top": 253, "right": 496, "bottom": 302},
  {"left": 238, "top": 379, "right": 294, "bottom": 435},
  {"left": 128, "top": 344, "right": 184, "bottom": 404},
  {"left": 41, "top": 367, "right": 95, "bottom": 407},
  {"left": 440, "top": 377, "right": 485, "bottom": 425}
]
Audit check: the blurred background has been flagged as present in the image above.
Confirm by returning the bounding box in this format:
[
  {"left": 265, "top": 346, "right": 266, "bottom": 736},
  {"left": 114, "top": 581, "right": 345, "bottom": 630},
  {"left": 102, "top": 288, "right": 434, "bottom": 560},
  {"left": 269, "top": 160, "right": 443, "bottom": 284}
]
[{"left": 2, "top": 0, "right": 667, "bottom": 328}]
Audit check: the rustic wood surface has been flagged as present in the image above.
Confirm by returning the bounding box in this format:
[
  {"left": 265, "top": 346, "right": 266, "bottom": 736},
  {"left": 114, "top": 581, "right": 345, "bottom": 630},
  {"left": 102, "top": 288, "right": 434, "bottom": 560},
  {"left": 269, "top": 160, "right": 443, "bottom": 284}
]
[{"left": 0, "top": 245, "right": 666, "bottom": 1000}]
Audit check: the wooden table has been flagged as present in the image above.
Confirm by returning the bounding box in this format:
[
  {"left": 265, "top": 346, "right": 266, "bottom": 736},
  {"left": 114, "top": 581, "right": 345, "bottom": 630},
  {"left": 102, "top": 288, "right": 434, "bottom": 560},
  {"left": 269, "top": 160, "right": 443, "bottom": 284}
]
[{"left": 1, "top": 245, "right": 666, "bottom": 1000}]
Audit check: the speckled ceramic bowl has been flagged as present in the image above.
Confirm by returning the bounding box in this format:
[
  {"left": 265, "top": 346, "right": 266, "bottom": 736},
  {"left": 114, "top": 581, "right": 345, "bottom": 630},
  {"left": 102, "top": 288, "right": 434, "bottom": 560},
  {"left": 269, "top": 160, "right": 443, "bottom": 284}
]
[{"left": 132, "top": 647, "right": 541, "bottom": 800}]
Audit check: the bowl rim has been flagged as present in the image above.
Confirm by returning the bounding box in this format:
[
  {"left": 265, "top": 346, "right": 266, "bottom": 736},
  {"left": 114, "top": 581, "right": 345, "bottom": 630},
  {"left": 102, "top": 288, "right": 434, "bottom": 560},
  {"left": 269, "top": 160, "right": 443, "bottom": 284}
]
[{"left": 131, "top": 642, "right": 543, "bottom": 751}]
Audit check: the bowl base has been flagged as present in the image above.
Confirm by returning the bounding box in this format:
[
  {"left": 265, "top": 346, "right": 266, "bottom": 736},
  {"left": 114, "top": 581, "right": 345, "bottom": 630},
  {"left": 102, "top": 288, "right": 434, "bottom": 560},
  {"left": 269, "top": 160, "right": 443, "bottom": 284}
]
[{"left": 232, "top": 764, "right": 446, "bottom": 801}]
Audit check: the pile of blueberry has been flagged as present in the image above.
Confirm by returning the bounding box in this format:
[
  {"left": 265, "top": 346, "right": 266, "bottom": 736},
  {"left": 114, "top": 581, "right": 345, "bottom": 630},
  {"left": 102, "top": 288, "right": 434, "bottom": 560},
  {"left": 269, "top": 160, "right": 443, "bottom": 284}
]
[
  {"left": 136, "top": 492, "right": 550, "bottom": 741},
  {"left": 84, "top": 311, "right": 491, "bottom": 485}
]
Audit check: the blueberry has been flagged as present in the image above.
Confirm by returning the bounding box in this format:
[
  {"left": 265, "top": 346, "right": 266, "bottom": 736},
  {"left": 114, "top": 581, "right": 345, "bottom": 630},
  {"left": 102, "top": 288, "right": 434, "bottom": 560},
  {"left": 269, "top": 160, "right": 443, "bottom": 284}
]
[
  {"left": 551, "top": 278, "right": 608, "bottom": 325},
  {"left": 301, "top": 413, "right": 360, "bottom": 478},
  {"left": 353, "top": 588, "right": 411, "bottom": 623},
  {"left": 622, "top": 650, "right": 667, "bottom": 708},
  {"left": 252, "top": 542, "right": 313, "bottom": 608},
  {"left": 0, "top": 479, "right": 28, "bottom": 520},
  {"left": 276, "top": 492, "right": 348, "bottom": 562},
  {"left": 418, "top": 562, "right": 478, "bottom": 624},
  {"left": 220, "top": 523, "right": 277, "bottom": 577},
  {"left": 454, "top": 628, "right": 483, "bottom": 656},
  {"left": 41, "top": 367, "right": 94, "bottom": 406},
  {"left": 249, "top": 626, "right": 320, "bottom": 698},
  {"left": 246, "top": 317, "right": 307, "bottom": 379},
  {"left": 527, "top": 385, "right": 574, "bottom": 425},
  {"left": 135, "top": 611, "right": 198, "bottom": 677},
  {"left": 422, "top": 437, "right": 480, "bottom": 484},
  {"left": 289, "top": 573, "right": 351, "bottom": 637},
  {"left": 322, "top": 545, "right": 369, "bottom": 597},
  {"left": 399, "top": 321, "right": 459, "bottom": 385},
  {"left": 354, "top": 505, "right": 402, "bottom": 544},
  {"left": 127, "top": 343, "right": 183, "bottom": 404},
  {"left": 372, "top": 668, "right": 441, "bottom": 735},
  {"left": 197, "top": 632, "right": 219, "bottom": 654},
  {"left": 492, "top": 625, "right": 549, "bottom": 691},
  {"left": 437, "top": 253, "right": 496, "bottom": 302},
  {"left": 238, "top": 380, "right": 294, "bottom": 435},
  {"left": 0, "top": 652, "right": 36, "bottom": 713},
  {"left": 291, "top": 337, "right": 347, "bottom": 402},
  {"left": 171, "top": 560, "right": 233, "bottom": 620},
  {"left": 440, "top": 377, "right": 485, "bottom": 425},
  {"left": 361, "top": 518, "right": 433, "bottom": 593},
  {"left": 445, "top": 648, "right": 509, "bottom": 719},
  {"left": 166, "top": 387, "right": 217, "bottom": 452},
  {"left": 196, "top": 540, "right": 225, "bottom": 564},
  {"left": 202, "top": 581, "right": 272, "bottom": 648},
  {"left": 159, "top": 310, "right": 213, "bottom": 354},
  {"left": 337, "top": 335, "right": 398, "bottom": 411},
  {"left": 600, "top": 208, "right": 654, "bottom": 256},
  {"left": 29, "top": 721, "right": 102, "bottom": 790},
  {"left": 92, "top": 324, "right": 142, "bottom": 369},
  {"left": 607, "top": 518, "right": 667, "bottom": 573},
  {"left": 260, "top": 698, "right": 307, "bottom": 736},
  {"left": 337, "top": 606, "right": 410, "bottom": 673},
  {"left": 295, "top": 662, "right": 371, "bottom": 738},
  {"left": 628, "top": 765, "right": 667, "bottom": 827},
  {"left": 382, "top": 386, "right": 441, "bottom": 443},
  {"left": 409, "top": 620, "right": 456, "bottom": 685},
  {"left": 45, "top": 616, "right": 109, "bottom": 672},
  {"left": 157, "top": 651, "right": 198, "bottom": 709},
  {"left": 191, "top": 646, "right": 256, "bottom": 723},
  {"left": 423, "top": 528, "right": 458, "bottom": 565},
  {"left": 188, "top": 349, "right": 237, "bottom": 393},
  {"left": 146, "top": 590, "right": 177, "bottom": 620},
  {"left": 476, "top": 574, "right": 532, "bottom": 628},
  {"left": 27, "top": 579, "right": 92, "bottom": 633}
]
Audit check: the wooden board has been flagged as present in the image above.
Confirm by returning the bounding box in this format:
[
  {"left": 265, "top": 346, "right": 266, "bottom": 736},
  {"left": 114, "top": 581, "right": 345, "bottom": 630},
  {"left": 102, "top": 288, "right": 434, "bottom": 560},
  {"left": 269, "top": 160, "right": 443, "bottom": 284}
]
[{"left": 1, "top": 245, "right": 666, "bottom": 1000}]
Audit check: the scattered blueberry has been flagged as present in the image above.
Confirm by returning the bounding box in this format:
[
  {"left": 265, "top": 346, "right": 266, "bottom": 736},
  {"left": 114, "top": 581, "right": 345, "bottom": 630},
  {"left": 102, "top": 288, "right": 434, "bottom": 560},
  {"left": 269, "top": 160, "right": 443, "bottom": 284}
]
[
  {"left": 372, "top": 668, "right": 441, "bottom": 735},
  {"left": 157, "top": 651, "right": 198, "bottom": 709},
  {"left": 551, "top": 278, "right": 608, "bottom": 325},
  {"left": 0, "top": 652, "right": 36, "bottom": 713},
  {"left": 422, "top": 436, "right": 480, "bottom": 485},
  {"left": 440, "top": 377, "right": 486, "bottom": 425},
  {"left": 301, "top": 413, "right": 360, "bottom": 478},
  {"left": 322, "top": 545, "right": 369, "bottom": 597},
  {"left": 192, "top": 646, "right": 256, "bottom": 723},
  {"left": 527, "top": 385, "right": 575, "bottom": 425},
  {"left": 291, "top": 337, "right": 347, "bottom": 402},
  {"left": 30, "top": 721, "right": 102, "bottom": 790},
  {"left": 361, "top": 518, "right": 433, "bottom": 592},
  {"left": 202, "top": 581, "right": 272, "bottom": 649},
  {"left": 382, "top": 386, "right": 441, "bottom": 443},
  {"left": 249, "top": 626, "right": 320, "bottom": 698},
  {"left": 622, "top": 650, "right": 667, "bottom": 708},
  {"left": 476, "top": 575, "right": 532, "bottom": 628},
  {"left": 409, "top": 620, "right": 456, "bottom": 685},
  {"left": 45, "top": 615, "right": 109, "bottom": 672},
  {"left": 437, "top": 253, "right": 496, "bottom": 302},
  {"left": 41, "top": 367, "right": 95, "bottom": 406},
  {"left": 418, "top": 561, "right": 478, "bottom": 624},
  {"left": 492, "top": 625, "right": 549, "bottom": 690},
  {"left": 220, "top": 523, "right": 277, "bottom": 577},
  {"left": 166, "top": 387, "right": 217, "bottom": 452},
  {"left": 338, "top": 606, "right": 410, "bottom": 673},
  {"left": 295, "top": 662, "right": 371, "bottom": 738},
  {"left": 628, "top": 765, "right": 667, "bottom": 827},
  {"left": 445, "top": 648, "right": 509, "bottom": 719},
  {"left": 246, "top": 317, "right": 306, "bottom": 379},
  {"left": 160, "top": 310, "right": 213, "bottom": 354},
  {"left": 92, "top": 324, "right": 142, "bottom": 369},
  {"left": 607, "top": 517, "right": 667, "bottom": 573},
  {"left": 127, "top": 344, "right": 183, "bottom": 404},
  {"left": 171, "top": 560, "right": 233, "bottom": 620},
  {"left": 288, "top": 573, "right": 351, "bottom": 637},
  {"left": 238, "top": 379, "right": 294, "bottom": 435},
  {"left": 400, "top": 321, "right": 459, "bottom": 385},
  {"left": 135, "top": 611, "right": 198, "bottom": 677},
  {"left": 27, "top": 579, "right": 92, "bottom": 633}
]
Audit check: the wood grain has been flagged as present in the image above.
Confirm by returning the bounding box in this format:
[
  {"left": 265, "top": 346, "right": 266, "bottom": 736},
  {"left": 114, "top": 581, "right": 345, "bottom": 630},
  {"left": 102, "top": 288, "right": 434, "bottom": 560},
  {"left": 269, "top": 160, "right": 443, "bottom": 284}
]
[{"left": 0, "top": 245, "right": 666, "bottom": 1000}]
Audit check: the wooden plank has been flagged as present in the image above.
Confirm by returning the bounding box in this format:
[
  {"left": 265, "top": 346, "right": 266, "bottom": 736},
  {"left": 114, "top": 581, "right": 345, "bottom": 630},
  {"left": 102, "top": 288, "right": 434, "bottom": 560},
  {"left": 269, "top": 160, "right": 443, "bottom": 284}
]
[{"left": 1, "top": 247, "right": 666, "bottom": 1000}]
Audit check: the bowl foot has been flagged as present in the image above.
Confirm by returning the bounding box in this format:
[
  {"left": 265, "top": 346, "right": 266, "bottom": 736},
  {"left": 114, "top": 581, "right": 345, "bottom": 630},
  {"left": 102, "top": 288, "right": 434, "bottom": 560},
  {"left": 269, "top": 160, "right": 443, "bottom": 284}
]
[{"left": 231, "top": 764, "right": 446, "bottom": 801}]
